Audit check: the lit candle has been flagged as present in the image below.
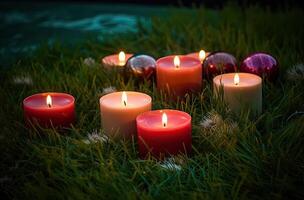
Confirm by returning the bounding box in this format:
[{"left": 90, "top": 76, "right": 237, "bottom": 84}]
[
  {"left": 102, "top": 51, "right": 133, "bottom": 69},
  {"left": 23, "top": 92, "right": 75, "bottom": 128},
  {"left": 213, "top": 73, "right": 262, "bottom": 115},
  {"left": 187, "top": 49, "right": 210, "bottom": 63},
  {"left": 156, "top": 55, "right": 202, "bottom": 98},
  {"left": 136, "top": 109, "right": 192, "bottom": 159},
  {"left": 99, "top": 91, "right": 151, "bottom": 139}
]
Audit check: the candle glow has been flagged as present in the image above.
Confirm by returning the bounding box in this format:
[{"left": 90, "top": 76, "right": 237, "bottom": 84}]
[
  {"left": 122, "top": 91, "right": 127, "bottom": 107},
  {"left": 118, "top": 51, "right": 126, "bottom": 65},
  {"left": 234, "top": 73, "right": 240, "bottom": 85},
  {"left": 199, "top": 50, "right": 206, "bottom": 62},
  {"left": 46, "top": 95, "right": 52, "bottom": 107},
  {"left": 174, "top": 56, "right": 180, "bottom": 68},
  {"left": 162, "top": 113, "right": 167, "bottom": 127}
]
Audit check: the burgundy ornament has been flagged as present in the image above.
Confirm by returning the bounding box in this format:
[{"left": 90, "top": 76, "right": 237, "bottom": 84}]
[
  {"left": 240, "top": 52, "right": 278, "bottom": 81},
  {"left": 125, "top": 54, "right": 156, "bottom": 80},
  {"left": 203, "top": 52, "right": 237, "bottom": 79}
]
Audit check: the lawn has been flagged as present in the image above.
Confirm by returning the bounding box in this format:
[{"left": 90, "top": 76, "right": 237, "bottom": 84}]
[{"left": 1, "top": 4, "right": 304, "bottom": 199}]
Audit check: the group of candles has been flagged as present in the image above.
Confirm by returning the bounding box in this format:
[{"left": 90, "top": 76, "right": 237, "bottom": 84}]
[{"left": 23, "top": 50, "right": 262, "bottom": 159}]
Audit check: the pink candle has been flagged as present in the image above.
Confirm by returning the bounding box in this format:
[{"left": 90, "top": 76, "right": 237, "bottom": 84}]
[
  {"left": 102, "top": 51, "right": 133, "bottom": 69},
  {"left": 156, "top": 55, "right": 202, "bottom": 98},
  {"left": 136, "top": 109, "right": 192, "bottom": 159},
  {"left": 187, "top": 49, "right": 210, "bottom": 63},
  {"left": 23, "top": 92, "right": 75, "bottom": 128},
  {"left": 100, "top": 91, "right": 151, "bottom": 139}
]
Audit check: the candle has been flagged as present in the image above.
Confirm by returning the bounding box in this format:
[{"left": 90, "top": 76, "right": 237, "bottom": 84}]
[
  {"left": 23, "top": 92, "right": 75, "bottom": 128},
  {"left": 102, "top": 51, "right": 133, "bottom": 69},
  {"left": 187, "top": 49, "right": 210, "bottom": 63},
  {"left": 136, "top": 109, "right": 192, "bottom": 159},
  {"left": 99, "top": 91, "right": 151, "bottom": 139},
  {"left": 156, "top": 55, "right": 202, "bottom": 98},
  {"left": 213, "top": 73, "right": 262, "bottom": 115}
]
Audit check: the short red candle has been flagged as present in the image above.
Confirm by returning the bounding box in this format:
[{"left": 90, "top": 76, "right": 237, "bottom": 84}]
[
  {"left": 136, "top": 109, "right": 192, "bottom": 159},
  {"left": 23, "top": 92, "right": 75, "bottom": 128},
  {"left": 187, "top": 50, "right": 210, "bottom": 63},
  {"left": 102, "top": 51, "right": 133, "bottom": 69},
  {"left": 156, "top": 55, "right": 202, "bottom": 98}
]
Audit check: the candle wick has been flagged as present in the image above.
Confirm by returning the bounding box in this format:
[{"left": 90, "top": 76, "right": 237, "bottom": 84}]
[
  {"left": 163, "top": 123, "right": 166, "bottom": 127},
  {"left": 48, "top": 103, "right": 51, "bottom": 108},
  {"left": 123, "top": 101, "right": 127, "bottom": 107}
]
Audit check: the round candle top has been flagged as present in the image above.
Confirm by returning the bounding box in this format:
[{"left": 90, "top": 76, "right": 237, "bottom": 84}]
[
  {"left": 187, "top": 50, "right": 210, "bottom": 63},
  {"left": 213, "top": 73, "right": 262, "bottom": 88},
  {"left": 100, "top": 91, "right": 151, "bottom": 110},
  {"left": 23, "top": 92, "right": 75, "bottom": 110},
  {"left": 102, "top": 51, "right": 133, "bottom": 66},
  {"left": 157, "top": 55, "right": 201, "bottom": 70},
  {"left": 136, "top": 109, "right": 191, "bottom": 130}
]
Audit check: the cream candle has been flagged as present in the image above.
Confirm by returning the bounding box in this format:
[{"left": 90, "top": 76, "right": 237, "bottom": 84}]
[
  {"left": 156, "top": 55, "right": 202, "bottom": 98},
  {"left": 213, "top": 73, "right": 262, "bottom": 115},
  {"left": 99, "top": 91, "right": 151, "bottom": 139},
  {"left": 102, "top": 51, "right": 133, "bottom": 69}
]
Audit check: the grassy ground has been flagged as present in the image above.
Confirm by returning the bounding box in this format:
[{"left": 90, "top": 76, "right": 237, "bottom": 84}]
[{"left": 1, "top": 4, "right": 304, "bottom": 199}]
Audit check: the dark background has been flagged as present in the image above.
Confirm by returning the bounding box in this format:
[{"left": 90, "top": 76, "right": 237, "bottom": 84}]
[{"left": 1, "top": 0, "right": 304, "bottom": 8}]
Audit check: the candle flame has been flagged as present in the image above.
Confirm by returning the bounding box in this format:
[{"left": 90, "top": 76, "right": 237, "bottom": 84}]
[
  {"left": 162, "top": 113, "right": 167, "bottom": 128},
  {"left": 122, "top": 91, "right": 127, "bottom": 107},
  {"left": 174, "top": 56, "right": 180, "bottom": 68},
  {"left": 199, "top": 50, "right": 206, "bottom": 62},
  {"left": 118, "top": 51, "right": 126, "bottom": 65},
  {"left": 46, "top": 95, "right": 52, "bottom": 107},
  {"left": 234, "top": 73, "right": 240, "bottom": 85}
]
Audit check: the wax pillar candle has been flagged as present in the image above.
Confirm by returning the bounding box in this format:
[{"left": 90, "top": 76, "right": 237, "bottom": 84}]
[
  {"left": 187, "top": 49, "right": 210, "bottom": 63},
  {"left": 100, "top": 91, "right": 151, "bottom": 139},
  {"left": 136, "top": 109, "right": 192, "bottom": 159},
  {"left": 23, "top": 92, "right": 75, "bottom": 128},
  {"left": 213, "top": 73, "right": 262, "bottom": 115},
  {"left": 102, "top": 51, "right": 133, "bottom": 69},
  {"left": 156, "top": 55, "right": 202, "bottom": 98}
]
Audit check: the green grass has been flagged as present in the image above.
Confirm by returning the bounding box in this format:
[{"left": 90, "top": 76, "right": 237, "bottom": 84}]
[{"left": 1, "top": 4, "right": 304, "bottom": 199}]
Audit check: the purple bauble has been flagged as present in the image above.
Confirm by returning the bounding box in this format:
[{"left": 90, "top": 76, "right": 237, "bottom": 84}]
[
  {"left": 203, "top": 52, "right": 237, "bottom": 79},
  {"left": 240, "top": 52, "right": 278, "bottom": 81},
  {"left": 125, "top": 54, "right": 156, "bottom": 80}
]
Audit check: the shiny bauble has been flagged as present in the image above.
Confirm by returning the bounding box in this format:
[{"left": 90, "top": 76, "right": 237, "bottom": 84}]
[
  {"left": 125, "top": 54, "right": 156, "bottom": 80},
  {"left": 240, "top": 52, "right": 279, "bottom": 81},
  {"left": 203, "top": 52, "right": 237, "bottom": 79}
]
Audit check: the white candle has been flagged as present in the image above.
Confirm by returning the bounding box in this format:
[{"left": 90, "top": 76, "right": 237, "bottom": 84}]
[
  {"left": 213, "top": 73, "right": 262, "bottom": 115},
  {"left": 99, "top": 91, "right": 152, "bottom": 139}
]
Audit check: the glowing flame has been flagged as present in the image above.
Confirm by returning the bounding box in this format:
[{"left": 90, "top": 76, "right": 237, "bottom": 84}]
[
  {"left": 162, "top": 113, "right": 167, "bottom": 128},
  {"left": 118, "top": 51, "right": 126, "bottom": 65},
  {"left": 46, "top": 95, "right": 52, "bottom": 107},
  {"left": 234, "top": 73, "right": 240, "bottom": 85},
  {"left": 174, "top": 56, "right": 180, "bottom": 68},
  {"left": 121, "top": 91, "right": 127, "bottom": 107},
  {"left": 199, "top": 50, "right": 206, "bottom": 62}
]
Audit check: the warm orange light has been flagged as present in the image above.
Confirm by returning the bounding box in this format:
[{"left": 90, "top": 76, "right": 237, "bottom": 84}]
[
  {"left": 199, "top": 50, "right": 206, "bottom": 62},
  {"left": 174, "top": 56, "right": 180, "bottom": 68},
  {"left": 162, "top": 113, "right": 167, "bottom": 127},
  {"left": 118, "top": 51, "right": 126, "bottom": 65},
  {"left": 234, "top": 73, "right": 240, "bottom": 85},
  {"left": 46, "top": 95, "right": 52, "bottom": 107},
  {"left": 121, "top": 91, "right": 127, "bottom": 107}
]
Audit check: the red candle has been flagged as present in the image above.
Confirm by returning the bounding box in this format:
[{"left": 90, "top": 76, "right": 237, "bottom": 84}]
[
  {"left": 187, "top": 49, "right": 210, "bottom": 63},
  {"left": 23, "top": 92, "right": 75, "bottom": 128},
  {"left": 102, "top": 51, "right": 133, "bottom": 69},
  {"left": 136, "top": 109, "right": 192, "bottom": 159},
  {"left": 156, "top": 55, "right": 202, "bottom": 98}
]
